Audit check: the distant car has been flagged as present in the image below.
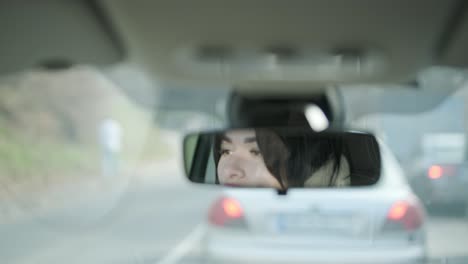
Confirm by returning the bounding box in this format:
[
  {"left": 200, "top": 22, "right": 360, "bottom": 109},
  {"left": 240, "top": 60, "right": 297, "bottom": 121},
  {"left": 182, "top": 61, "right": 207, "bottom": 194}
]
[
  {"left": 200, "top": 141, "right": 427, "bottom": 264},
  {"left": 408, "top": 133, "right": 468, "bottom": 212}
]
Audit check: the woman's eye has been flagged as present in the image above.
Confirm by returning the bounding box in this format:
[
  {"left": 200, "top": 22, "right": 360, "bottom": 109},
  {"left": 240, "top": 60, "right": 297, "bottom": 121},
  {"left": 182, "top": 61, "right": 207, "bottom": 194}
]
[
  {"left": 250, "top": 149, "right": 261, "bottom": 156},
  {"left": 220, "top": 149, "right": 232, "bottom": 156}
]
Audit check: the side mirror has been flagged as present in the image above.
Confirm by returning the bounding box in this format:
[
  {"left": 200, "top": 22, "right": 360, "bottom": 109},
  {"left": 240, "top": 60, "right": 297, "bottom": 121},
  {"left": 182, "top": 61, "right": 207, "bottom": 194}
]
[{"left": 183, "top": 127, "right": 381, "bottom": 189}]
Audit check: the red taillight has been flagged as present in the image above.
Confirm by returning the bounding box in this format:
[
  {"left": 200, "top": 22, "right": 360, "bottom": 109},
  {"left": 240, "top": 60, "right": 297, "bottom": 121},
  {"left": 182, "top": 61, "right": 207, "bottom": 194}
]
[
  {"left": 223, "top": 198, "right": 243, "bottom": 218},
  {"left": 208, "top": 197, "right": 246, "bottom": 228},
  {"left": 427, "top": 165, "right": 457, "bottom": 179},
  {"left": 385, "top": 200, "right": 424, "bottom": 231},
  {"left": 428, "top": 165, "right": 443, "bottom": 179},
  {"left": 388, "top": 201, "right": 408, "bottom": 220}
]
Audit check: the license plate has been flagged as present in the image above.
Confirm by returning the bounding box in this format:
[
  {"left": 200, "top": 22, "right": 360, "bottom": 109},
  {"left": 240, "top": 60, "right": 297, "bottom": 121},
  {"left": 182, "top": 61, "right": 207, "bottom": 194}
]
[{"left": 274, "top": 212, "right": 366, "bottom": 236}]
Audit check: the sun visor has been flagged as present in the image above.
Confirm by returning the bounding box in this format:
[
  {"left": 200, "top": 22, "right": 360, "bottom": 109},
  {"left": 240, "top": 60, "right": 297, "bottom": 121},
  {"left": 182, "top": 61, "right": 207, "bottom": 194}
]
[
  {"left": 0, "top": 0, "right": 124, "bottom": 74},
  {"left": 438, "top": 2, "right": 468, "bottom": 67}
]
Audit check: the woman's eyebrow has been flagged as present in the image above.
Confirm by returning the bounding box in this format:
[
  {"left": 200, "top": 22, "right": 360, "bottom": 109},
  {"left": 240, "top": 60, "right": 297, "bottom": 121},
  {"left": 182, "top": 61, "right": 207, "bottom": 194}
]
[
  {"left": 244, "top": 137, "right": 257, "bottom": 143},
  {"left": 221, "top": 135, "right": 232, "bottom": 143}
]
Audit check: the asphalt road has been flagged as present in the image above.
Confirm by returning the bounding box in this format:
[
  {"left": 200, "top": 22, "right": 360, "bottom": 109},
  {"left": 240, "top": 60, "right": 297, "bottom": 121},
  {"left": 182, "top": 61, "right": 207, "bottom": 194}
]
[
  {"left": 0, "top": 171, "right": 218, "bottom": 264},
  {"left": 1, "top": 173, "right": 468, "bottom": 264}
]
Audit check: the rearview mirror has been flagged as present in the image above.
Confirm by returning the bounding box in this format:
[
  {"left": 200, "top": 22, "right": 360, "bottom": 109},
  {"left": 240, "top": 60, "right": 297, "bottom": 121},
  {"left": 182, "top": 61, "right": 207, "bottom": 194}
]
[{"left": 183, "top": 128, "right": 381, "bottom": 189}]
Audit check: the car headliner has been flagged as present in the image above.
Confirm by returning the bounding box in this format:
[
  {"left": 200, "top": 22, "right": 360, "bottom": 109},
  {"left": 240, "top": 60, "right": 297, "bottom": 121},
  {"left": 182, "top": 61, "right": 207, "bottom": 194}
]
[
  {"left": 2, "top": 1, "right": 468, "bottom": 85},
  {"left": 1, "top": 0, "right": 468, "bottom": 117},
  {"left": 101, "top": 0, "right": 468, "bottom": 88}
]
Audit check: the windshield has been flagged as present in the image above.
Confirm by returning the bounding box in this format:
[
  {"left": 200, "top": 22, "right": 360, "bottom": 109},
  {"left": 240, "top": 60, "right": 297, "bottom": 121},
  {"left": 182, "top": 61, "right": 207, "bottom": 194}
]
[
  {"left": 3, "top": 4, "right": 468, "bottom": 264},
  {"left": 3, "top": 66, "right": 468, "bottom": 263}
]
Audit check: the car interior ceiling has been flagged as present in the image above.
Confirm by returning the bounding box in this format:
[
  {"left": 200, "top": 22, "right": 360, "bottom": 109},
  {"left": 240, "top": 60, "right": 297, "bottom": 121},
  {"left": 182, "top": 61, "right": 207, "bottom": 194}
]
[
  {"left": 1, "top": 1, "right": 468, "bottom": 90},
  {"left": 99, "top": 0, "right": 468, "bottom": 85}
]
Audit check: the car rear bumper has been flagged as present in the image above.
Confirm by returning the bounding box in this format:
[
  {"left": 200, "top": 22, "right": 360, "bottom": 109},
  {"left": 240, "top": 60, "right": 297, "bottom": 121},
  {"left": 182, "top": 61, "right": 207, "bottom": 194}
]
[
  {"left": 204, "top": 244, "right": 426, "bottom": 264},
  {"left": 203, "top": 231, "right": 427, "bottom": 264}
]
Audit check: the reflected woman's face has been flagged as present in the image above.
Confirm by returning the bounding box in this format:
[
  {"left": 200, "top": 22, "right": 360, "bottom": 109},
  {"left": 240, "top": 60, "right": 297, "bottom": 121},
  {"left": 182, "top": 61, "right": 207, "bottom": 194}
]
[{"left": 217, "top": 130, "right": 281, "bottom": 189}]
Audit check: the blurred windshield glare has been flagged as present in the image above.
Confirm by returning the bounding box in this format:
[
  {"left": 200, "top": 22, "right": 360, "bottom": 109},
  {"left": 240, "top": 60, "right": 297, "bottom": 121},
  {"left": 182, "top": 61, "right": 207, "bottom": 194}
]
[{"left": 0, "top": 66, "right": 175, "bottom": 223}]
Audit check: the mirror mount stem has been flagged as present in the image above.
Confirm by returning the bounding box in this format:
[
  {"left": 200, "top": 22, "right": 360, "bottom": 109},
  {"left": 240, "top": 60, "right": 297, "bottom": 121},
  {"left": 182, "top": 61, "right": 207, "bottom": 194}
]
[{"left": 277, "top": 188, "right": 288, "bottom": 196}]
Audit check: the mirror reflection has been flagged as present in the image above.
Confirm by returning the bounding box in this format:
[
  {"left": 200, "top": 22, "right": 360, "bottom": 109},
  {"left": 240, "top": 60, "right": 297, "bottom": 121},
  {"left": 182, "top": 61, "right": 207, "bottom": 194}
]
[{"left": 184, "top": 128, "right": 381, "bottom": 189}]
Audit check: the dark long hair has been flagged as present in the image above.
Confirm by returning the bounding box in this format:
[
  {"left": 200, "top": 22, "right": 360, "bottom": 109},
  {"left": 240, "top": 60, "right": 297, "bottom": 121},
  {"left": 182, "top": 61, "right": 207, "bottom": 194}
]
[
  {"left": 283, "top": 133, "right": 344, "bottom": 187},
  {"left": 213, "top": 128, "right": 345, "bottom": 188}
]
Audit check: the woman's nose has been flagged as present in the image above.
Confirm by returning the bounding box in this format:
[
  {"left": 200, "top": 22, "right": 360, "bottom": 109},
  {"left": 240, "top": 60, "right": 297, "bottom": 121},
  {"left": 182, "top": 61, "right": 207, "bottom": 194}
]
[{"left": 224, "top": 157, "right": 246, "bottom": 179}]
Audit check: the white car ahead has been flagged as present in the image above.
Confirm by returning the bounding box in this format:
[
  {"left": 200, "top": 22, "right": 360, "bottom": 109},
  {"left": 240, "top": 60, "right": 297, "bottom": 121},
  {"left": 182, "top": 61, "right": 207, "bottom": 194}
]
[{"left": 200, "top": 139, "right": 427, "bottom": 264}]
